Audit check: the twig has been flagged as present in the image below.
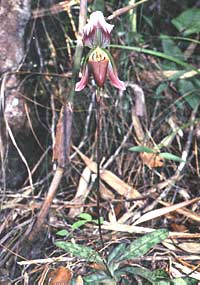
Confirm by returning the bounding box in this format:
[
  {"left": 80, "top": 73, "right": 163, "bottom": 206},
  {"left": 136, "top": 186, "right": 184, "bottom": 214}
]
[
  {"left": 107, "top": 0, "right": 149, "bottom": 21},
  {"left": 159, "top": 106, "right": 198, "bottom": 200},
  {"left": 145, "top": 106, "right": 198, "bottom": 213},
  {"left": 26, "top": 0, "right": 87, "bottom": 243},
  {"left": 28, "top": 168, "right": 64, "bottom": 241}
]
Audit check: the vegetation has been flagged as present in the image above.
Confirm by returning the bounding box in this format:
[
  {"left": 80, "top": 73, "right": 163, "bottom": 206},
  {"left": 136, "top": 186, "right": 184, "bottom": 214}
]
[{"left": 0, "top": 0, "right": 200, "bottom": 284}]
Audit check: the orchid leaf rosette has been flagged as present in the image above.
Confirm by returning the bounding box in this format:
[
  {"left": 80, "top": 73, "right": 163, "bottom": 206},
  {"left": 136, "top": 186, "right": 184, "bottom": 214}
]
[{"left": 75, "top": 11, "right": 125, "bottom": 91}]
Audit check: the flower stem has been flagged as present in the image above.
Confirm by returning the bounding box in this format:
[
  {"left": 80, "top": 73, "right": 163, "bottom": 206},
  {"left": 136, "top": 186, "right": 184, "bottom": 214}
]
[{"left": 96, "top": 87, "right": 104, "bottom": 249}]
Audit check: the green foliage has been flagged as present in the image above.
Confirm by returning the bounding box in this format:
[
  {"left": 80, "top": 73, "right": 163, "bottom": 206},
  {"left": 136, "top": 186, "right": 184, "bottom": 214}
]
[
  {"left": 170, "top": 277, "right": 198, "bottom": 285},
  {"left": 160, "top": 35, "right": 185, "bottom": 63},
  {"left": 110, "top": 44, "right": 195, "bottom": 70},
  {"left": 108, "top": 229, "right": 168, "bottom": 266},
  {"left": 56, "top": 213, "right": 103, "bottom": 238},
  {"left": 178, "top": 79, "right": 200, "bottom": 109},
  {"left": 72, "top": 213, "right": 93, "bottom": 230},
  {"left": 129, "top": 146, "right": 156, "bottom": 153},
  {"left": 84, "top": 273, "right": 117, "bottom": 284},
  {"left": 56, "top": 229, "right": 69, "bottom": 237},
  {"left": 159, "top": 153, "right": 185, "bottom": 162},
  {"left": 119, "top": 267, "right": 169, "bottom": 284},
  {"left": 172, "top": 8, "right": 200, "bottom": 35},
  {"left": 129, "top": 146, "right": 185, "bottom": 163},
  {"left": 159, "top": 10, "right": 200, "bottom": 110},
  {"left": 91, "top": 0, "right": 105, "bottom": 13},
  {"left": 56, "top": 229, "right": 172, "bottom": 284},
  {"left": 55, "top": 241, "right": 104, "bottom": 264}
]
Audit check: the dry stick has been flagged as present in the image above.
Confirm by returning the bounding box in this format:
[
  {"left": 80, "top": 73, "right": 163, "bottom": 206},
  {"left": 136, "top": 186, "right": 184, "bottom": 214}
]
[
  {"left": 107, "top": 0, "right": 149, "bottom": 21},
  {"left": 28, "top": 168, "right": 63, "bottom": 241},
  {"left": 146, "top": 106, "right": 199, "bottom": 213},
  {"left": 26, "top": 0, "right": 87, "bottom": 242}
]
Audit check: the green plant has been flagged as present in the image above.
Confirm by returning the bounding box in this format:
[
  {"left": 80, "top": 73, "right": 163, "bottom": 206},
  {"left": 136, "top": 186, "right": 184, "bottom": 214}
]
[
  {"left": 129, "top": 145, "right": 186, "bottom": 163},
  {"left": 56, "top": 229, "right": 167, "bottom": 284},
  {"left": 56, "top": 213, "right": 103, "bottom": 238},
  {"left": 55, "top": 229, "right": 198, "bottom": 284}
]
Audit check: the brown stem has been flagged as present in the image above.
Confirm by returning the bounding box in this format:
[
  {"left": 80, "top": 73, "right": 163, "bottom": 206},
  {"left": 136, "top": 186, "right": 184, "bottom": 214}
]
[
  {"left": 26, "top": 0, "right": 88, "bottom": 243},
  {"left": 28, "top": 168, "right": 64, "bottom": 241}
]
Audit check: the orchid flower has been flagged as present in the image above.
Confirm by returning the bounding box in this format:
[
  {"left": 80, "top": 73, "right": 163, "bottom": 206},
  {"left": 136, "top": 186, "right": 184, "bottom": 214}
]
[
  {"left": 82, "top": 11, "right": 114, "bottom": 48},
  {"left": 75, "top": 47, "right": 125, "bottom": 91},
  {"left": 75, "top": 11, "right": 125, "bottom": 91}
]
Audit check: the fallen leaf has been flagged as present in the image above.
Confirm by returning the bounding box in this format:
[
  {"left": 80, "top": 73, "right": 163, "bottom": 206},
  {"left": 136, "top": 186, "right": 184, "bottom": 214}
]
[
  {"left": 100, "top": 182, "right": 115, "bottom": 200},
  {"left": 48, "top": 266, "right": 72, "bottom": 285},
  {"left": 89, "top": 263, "right": 106, "bottom": 271},
  {"left": 139, "top": 152, "right": 164, "bottom": 168},
  {"left": 133, "top": 197, "right": 200, "bottom": 225},
  {"left": 114, "top": 202, "right": 124, "bottom": 218},
  {"left": 68, "top": 166, "right": 91, "bottom": 218},
  {"left": 72, "top": 146, "right": 141, "bottom": 199},
  {"left": 159, "top": 200, "right": 200, "bottom": 222},
  {"left": 175, "top": 241, "right": 200, "bottom": 254},
  {"left": 173, "top": 262, "right": 200, "bottom": 280},
  {"left": 170, "top": 223, "right": 188, "bottom": 232}
]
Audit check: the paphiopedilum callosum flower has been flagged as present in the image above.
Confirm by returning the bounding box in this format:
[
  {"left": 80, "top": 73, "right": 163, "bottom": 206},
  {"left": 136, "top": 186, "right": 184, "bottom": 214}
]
[{"left": 75, "top": 11, "right": 125, "bottom": 91}]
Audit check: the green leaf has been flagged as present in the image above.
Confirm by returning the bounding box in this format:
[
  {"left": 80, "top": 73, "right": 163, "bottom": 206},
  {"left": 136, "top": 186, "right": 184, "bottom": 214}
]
[
  {"left": 117, "top": 229, "right": 168, "bottom": 262},
  {"left": 56, "top": 229, "right": 69, "bottom": 237},
  {"left": 107, "top": 243, "right": 126, "bottom": 269},
  {"left": 129, "top": 146, "right": 156, "bottom": 153},
  {"left": 91, "top": 0, "right": 105, "bottom": 13},
  {"left": 118, "top": 267, "right": 170, "bottom": 284},
  {"left": 110, "top": 44, "right": 198, "bottom": 72},
  {"left": 78, "top": 213, "right": 93, "bottom": 221},
  {"left": 178, "top": 79, "right": 200, "bottom": 109},
  {"left": 93, "top": 217, "right": 104, "bottom": 225},
  {"left": 55, "top": 241, "right": 104, "bottom": 264},
  {"left": 172, "top": 8, "right": 200, "bottom": 36},
  {"left": 171, "top": 277, "right": 198, "bottom": 285},
  {"left": 84, "top": 273, "right": 116, "bottom": 284},
  {"left": 156, "top": 83, "right": 168, "bottom": 96},
  {"left": 71, "top": 219, "right": 88, "bottom": 230},
  {"left": 160, "top": 35, "right": 185, "bottom": 62},
  {"left": 160, "top": 152, "right": 185, "bottom": 162}
]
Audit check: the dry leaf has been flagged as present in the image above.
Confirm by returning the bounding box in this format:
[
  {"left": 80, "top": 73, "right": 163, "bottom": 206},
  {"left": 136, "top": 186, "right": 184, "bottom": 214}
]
[
  {"left": 48, "top": 267, "right": 72, "bottom": 285},
  {"left": 89, "top": 263, "right": 106, "bottom": 271},
  {"left": 163, "top": 239, "right": 200, "bottom": 254},
  {"left": 100, "top": 169, "right": 140, "bottom": 198},
  {"left": 53, "top": 102, "right": 73, "bottom": 168},
  {"left": 159, "top": 200, "right": 200, "bottom": 222},
  {"left": 102, "top": 221, "right": 154, "bottom": 234},
  {"left": 73, "top": 146, "right": 141, "bottom": 199},
  {"left": 175, "top": 241, "right": 200, "bottom": 254},
  {"left": 114, "top": 202, "right": 124, "bottom": 218},
  {"left": 171, "top": 223, "right": 187, "bottom": 232},
  {"left": 139, "top": 152, "right": 164, "bottom": 168},
  {"left": 68, "top": 167, "right": 91, "bottom": 218},
  {"left": 75, "top": 275, "right": 84, "bottom": 285},
  {"left": 173, "top": 262, "right": 200, "bottom": 280},
  {"left": 133, "top": 197, "right": 200, "bottom": 225},
  {"left": 100, "top": 182, "right": 115, "bottom": 200}
]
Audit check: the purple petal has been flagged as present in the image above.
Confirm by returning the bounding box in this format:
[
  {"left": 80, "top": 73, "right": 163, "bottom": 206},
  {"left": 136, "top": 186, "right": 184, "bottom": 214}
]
[
  {"left": 107, "top": 62, "right": 126, "bottom": 90},
  {"left": 75, "top": 65, "right": 89, "bottom": 91},
  {"left": 82, "top": 11, "right": 114, "bottom": 47}
]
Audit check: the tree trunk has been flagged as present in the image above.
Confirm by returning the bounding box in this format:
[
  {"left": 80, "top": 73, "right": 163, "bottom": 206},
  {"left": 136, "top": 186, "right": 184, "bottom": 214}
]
[
  {"left": 0, "top": 0, "right": 31, "bottom": 188},
  {"left": 0, "top": 0, "right": 31, "bottom": 132}
]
